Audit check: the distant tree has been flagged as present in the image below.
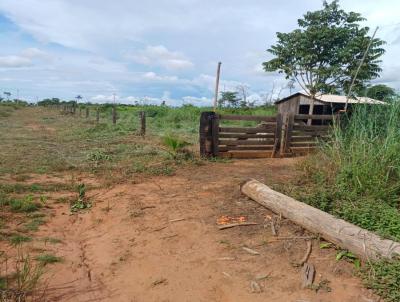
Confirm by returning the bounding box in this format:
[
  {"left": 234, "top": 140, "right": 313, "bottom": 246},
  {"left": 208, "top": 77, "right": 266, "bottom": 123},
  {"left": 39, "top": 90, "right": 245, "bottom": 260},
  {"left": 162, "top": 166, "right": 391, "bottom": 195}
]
[
  {"left": 263, "top": 0, "right": 385, "bottom": 98},
  {"left": 236, "top": 84, "right": 249, "bottom": 107},
  {"left": 218, "top": 91, "right": 240, "bottom": 108},
  {"left": 75, "top": 95, "right": 83, "bottom": 103},
  {"left": 3, "top": 92, "right": 11, "bottom": 100},
  {"left": 366, "top": 84, "right": 396, "bottom": 101},
  {"left": 38, "top": 98, "right": 61, "bottom": 106}
]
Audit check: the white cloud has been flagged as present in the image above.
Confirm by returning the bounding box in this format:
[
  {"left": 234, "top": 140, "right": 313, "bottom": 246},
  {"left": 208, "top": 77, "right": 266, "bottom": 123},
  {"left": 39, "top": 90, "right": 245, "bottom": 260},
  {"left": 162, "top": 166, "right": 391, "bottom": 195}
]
[
  {"left": 128, "top": 45, "right": 193, "bottom": 70},
  {"left": 0, "top": 55, "right": 32, "bottom": 68},
  {"left": 0, "top": 47, "right": 50, "bottom": 68}
]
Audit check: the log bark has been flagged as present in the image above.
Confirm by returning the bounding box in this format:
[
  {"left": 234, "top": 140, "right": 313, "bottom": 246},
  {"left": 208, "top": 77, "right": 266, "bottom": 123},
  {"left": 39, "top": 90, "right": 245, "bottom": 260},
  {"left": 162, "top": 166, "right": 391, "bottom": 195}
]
[{"left": 241, "top": 179, "right": 400, "bottom": 260}]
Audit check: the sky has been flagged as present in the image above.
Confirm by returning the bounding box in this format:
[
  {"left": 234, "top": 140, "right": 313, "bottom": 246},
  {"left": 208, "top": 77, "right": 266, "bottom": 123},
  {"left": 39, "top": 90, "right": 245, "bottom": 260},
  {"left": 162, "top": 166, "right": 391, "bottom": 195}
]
[{"left": 0, "top": 0, "right": 399, "bottom": 106}]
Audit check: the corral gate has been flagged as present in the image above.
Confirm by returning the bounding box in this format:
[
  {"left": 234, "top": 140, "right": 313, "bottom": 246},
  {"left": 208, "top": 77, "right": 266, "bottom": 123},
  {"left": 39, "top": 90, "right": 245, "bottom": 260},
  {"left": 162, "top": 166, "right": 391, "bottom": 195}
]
[
  {"left": 200, "top": 112, "right": 334, "bottom": 158},
  {"left": 199, "top": 112, "right": 282, "bottom": 158}
]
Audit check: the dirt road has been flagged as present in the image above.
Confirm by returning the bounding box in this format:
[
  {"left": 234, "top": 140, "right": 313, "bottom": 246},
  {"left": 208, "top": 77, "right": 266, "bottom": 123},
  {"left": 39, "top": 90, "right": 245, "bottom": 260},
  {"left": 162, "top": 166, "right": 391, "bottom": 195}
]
[{"left": 35, "top": 158, "right": 376, "bottom": 302}]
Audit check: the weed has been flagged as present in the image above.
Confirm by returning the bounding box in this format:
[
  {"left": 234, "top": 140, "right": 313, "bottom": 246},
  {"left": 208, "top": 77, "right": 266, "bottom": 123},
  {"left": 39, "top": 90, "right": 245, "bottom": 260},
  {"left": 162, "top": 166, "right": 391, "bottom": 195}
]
[
  {"left": 0, "top": 248, "right": 46, "bottom": 300},
  {"left": 42, "top": 237, "right": 62, "bottom": 245},
  {"left": 70, "top": 183, "right": 91, "bottom": 212},
  {"left": 35, "top": 254, "right": 62, "bottom": 265},
  {"left": 9, "top": 235, "right": 32, "bottom": 245},
  {"left": 362, "top": 258, "right": 400, "bottom": 302},
  {"left": 23, "top": 218, "right": 46, "bottom": 232},
  {"left": 9, "top": 195, "right": 41, "bottom": 213},
  {"left": 162, "top": 135, "right": 191, "bottom": 158}
]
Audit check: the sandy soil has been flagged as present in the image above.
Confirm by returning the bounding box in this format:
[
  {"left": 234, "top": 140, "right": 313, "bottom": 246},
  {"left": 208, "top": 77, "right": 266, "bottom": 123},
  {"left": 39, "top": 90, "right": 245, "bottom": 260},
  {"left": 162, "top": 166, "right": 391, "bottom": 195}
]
[{"left": 25, "top": 158, "right": 377, "bottom": 302}]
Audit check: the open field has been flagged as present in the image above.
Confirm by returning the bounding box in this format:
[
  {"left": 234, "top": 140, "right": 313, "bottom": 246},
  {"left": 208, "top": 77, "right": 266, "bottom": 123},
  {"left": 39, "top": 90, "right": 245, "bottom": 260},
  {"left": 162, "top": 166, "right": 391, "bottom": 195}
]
[{"left": 0, "top": 104, "right": 380, "bottom": 301}]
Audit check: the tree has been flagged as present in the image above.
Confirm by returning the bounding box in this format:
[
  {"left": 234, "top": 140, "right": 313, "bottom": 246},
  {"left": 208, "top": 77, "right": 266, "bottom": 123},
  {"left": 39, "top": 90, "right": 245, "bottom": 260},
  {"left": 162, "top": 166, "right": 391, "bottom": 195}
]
[
  {"left": 3, "top": 92, "right": 11, "bottom": 101},
  {"left": 236, "top": 84, "right": 249, "bottom": 107},
  {"left": 263, "top": 1, "right": 385, "bottom": 98},
  {"left": 366, "top": 84, "right": 395, "bottom": 101},
  {"left": 218, "top": 91, "right": 240, "bottom": 108}
]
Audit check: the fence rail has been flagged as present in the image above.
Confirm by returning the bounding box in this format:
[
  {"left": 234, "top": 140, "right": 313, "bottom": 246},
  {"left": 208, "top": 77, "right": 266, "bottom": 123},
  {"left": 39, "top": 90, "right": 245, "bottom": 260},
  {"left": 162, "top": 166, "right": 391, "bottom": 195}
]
[{"left": 200, "top": 111, "right": 336, "bottom": 158}]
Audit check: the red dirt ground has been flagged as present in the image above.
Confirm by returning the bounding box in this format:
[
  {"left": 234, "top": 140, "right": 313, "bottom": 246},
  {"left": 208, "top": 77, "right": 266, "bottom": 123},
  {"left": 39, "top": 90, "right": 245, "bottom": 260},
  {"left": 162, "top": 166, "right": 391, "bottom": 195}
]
[{"left": 11, "top": 158, "right": 378, "bottom": 301}]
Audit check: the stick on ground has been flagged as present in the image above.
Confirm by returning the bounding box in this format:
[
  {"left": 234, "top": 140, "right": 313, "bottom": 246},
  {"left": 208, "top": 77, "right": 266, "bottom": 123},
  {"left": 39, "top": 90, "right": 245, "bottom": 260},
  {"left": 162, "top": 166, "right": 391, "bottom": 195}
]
[{"left": 218, "top": 222, "right": 258, "bottom": 230}]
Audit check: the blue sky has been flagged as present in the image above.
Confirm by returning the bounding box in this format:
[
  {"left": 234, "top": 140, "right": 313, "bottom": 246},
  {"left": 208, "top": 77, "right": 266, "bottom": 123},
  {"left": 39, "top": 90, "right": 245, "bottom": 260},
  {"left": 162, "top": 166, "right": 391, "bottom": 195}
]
[{"left": 0, "top": 0, "right": 399, "bottom": 105}]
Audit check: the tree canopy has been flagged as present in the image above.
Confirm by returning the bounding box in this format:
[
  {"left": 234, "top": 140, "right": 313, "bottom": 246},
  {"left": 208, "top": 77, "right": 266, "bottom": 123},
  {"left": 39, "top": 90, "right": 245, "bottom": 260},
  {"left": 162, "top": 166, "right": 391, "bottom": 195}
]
[
  {"left": 263, "top": 0, "right": 385, "bottom": 97},
  {"left": 366, "top": 84, "right": 396, "bottom": 101}
]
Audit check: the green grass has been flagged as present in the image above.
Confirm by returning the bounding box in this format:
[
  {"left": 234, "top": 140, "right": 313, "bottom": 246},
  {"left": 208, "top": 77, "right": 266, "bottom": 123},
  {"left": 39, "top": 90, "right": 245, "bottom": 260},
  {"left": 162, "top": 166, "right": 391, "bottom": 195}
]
[
  {"left": 35, "top": 253, "right": 62, "bottom": 265},
  {"left": 23, "top": 218, "right": 46, "bottom": 232},
  {"left": 9, "top": 234, "right": 32, "bottom": 245},
  {"left": 7, "top": 195, "right": 41, "bottom": 213},
  {"left": 290, "top": 101, "right": 400, "bottom": 301}
]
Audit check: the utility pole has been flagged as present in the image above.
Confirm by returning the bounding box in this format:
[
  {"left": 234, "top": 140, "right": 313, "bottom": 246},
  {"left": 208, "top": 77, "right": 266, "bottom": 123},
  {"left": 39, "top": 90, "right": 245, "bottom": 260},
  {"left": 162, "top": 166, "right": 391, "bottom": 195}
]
[{"left": 213, "top": 62, "right": 222, "bottom": 111}]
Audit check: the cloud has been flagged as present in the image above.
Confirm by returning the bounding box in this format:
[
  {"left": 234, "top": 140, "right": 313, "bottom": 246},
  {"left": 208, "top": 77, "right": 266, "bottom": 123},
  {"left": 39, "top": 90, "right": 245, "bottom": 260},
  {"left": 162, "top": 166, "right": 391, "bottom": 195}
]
[
  {"left": 128, "top": 45, "right": 194, "bottom": 70},
  {"left": 0, "top": 55, "right": 32, "bottom": 68},
  {"left": 0, "top": 47, "right": 50, "bottom": 68}
]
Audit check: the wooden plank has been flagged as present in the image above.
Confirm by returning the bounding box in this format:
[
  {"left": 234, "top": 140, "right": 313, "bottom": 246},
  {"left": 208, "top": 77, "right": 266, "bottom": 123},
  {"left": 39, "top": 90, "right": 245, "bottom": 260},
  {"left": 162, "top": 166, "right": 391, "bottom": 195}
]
[
  {"left": 220, "top": 126, "right": 275, "bottom": 134},
  {"left": 291, "top": 130, "right": 328, "bottom": 137},
  {"left": 219, "top": 145, "right": 274, "bottom": 152},
  {"left": 219, "top": 114, "right": 276, "bottom": 122},
  {"left": 219, "top": 151, "right": 273, "bottom": 158},
  {"left": 219, "top": 133, "right": 275, "bottom": 139},
  {"left": 294, "top": 125, "right": 330, "bottom": 131},
  {"left": 219, "top": 139, "right": 275, "bottom": 146},
  {"left": 291, "top": 136, "right": 329, "bottom": 142},
  {"left": 211, "top": 115, "right": 219, "bottom": 156},
  {"left": 272, "top": 113, "right": 282, "bottom": 158},
  {"left": 294, "top": 114, "right": 334, "bottom": 120},
  {"left": 290, "top": 142, "right": 318, "bottom": 148},
  {"left": 284, "top": 112, "right": 295, "bottom": 153}
]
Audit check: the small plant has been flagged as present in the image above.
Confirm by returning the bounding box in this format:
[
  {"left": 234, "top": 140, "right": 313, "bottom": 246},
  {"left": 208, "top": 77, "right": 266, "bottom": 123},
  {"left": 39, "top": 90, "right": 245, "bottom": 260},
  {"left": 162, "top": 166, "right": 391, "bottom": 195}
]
[
  {"left": 9, "top": 195, "right": 41, "bottom": 213},
  {"left": 0, "top": 248, "right": 46, "bottom": 300},
  {"left": 35, "top": 254, "right": 62, "bottom": 265},
  {"left": 162, "top": 135, "right": 191, "bottom": 158},
  {"left": 23, "top": 218, "right": 46, "bottom": 232},
  {"left": 87, "top": 150, "right": 111, "bottom": 166},
  {"left": 70, "top": 183, "right": 91, "bottom": 212},
  {"left": 9, "top": 235, "right": 32, "bottom": 245}
]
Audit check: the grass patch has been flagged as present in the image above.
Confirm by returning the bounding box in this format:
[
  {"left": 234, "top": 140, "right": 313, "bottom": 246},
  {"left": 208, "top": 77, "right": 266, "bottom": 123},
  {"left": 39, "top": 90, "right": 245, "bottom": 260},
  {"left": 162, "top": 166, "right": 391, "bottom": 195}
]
[
  {"left": 8, "top": 195, "right": 41, "bottom": 213},
  {"left": 291, "top": 102, "right": 400, "bottom": 301},
  {"left": 23, "top": 218, "right": 46, "bottom": 232},
  {"left": 9, "top": 234, "right": 32, "bottom": 245},
  {"left": 35, "top": 253, "right": 62, "bottom": 265}
]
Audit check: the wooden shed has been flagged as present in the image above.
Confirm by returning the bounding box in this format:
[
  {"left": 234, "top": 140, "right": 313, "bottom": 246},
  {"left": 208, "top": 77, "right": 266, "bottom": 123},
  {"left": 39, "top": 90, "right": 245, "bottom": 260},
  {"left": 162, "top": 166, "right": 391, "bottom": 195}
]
[{"left": 275, "top": 92, "right": 384, "bottom": 121}]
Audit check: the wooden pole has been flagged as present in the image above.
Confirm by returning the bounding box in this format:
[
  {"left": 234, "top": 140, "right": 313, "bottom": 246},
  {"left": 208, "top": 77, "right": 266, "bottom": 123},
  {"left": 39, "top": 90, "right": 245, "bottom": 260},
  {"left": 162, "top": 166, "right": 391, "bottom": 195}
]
[
  {"left": 345, "top": 27, "right": 379, "bottom": 112},
  {"left": 85, "top": 107, "right": 89, "bottom": 118},
  {"left": 199, "top": 111, "right": 218, "bottom": 157},
  {"left": 241, "top": 179, "right": 400, "bottom": 260},
  {"left": 139, "top": 111, "right": 146, "bottom": 136},
  {"left": 213, "top": 62, "right": 222, "bottom": 112},
  {"left": 112, "top": 106, "right": 116, "bottom": 125},
  {"left": 96, "top": 107, "right": 100, "bottom": 123}
]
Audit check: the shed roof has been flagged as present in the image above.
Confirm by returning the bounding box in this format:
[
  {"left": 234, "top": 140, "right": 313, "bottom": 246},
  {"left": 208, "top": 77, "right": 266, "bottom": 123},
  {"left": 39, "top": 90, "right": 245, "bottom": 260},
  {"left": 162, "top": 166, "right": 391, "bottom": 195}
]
[{"left": 275, "top": 92, "right": 385, "bottom": 105}]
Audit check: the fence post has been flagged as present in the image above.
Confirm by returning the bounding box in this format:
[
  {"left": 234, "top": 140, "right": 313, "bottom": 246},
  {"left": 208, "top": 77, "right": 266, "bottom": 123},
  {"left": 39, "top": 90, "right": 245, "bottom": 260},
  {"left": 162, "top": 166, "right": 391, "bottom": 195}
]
[
  {"left": 79, "top": 107, "right": 82, "bottom": 117},
  {"left": 72, "top": 103, "right": 76, "bottom": 115},
  {"left": 283, "top": 112, "right": 295, "bottom": 154},
  {"left": 272, "top": 113, "right": 282, "bottom": 158},
  {"left": 139, "top": 111, "right": 146, "bottom": 136},
  {"left": 112, "top": 106, "right": 117, "bottom": 125},
  {"left": 85, "top": 107, "right": 89, "bottom": 118},
  {"left": 96, "top": 107, "right": 100, "bottom": 123},
  {"left": 199, "top": 111, "right": 218, "bottom": 158}
]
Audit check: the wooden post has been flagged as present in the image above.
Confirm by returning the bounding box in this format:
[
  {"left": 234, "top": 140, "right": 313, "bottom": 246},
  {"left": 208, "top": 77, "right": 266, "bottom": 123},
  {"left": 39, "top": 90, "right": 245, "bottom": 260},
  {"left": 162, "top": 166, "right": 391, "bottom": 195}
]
[
  {"left": 72, "top": 103, "right": 76, "bottom": 115},
  {"left": 139, "top": 111, "right": 146, "bottom": 136},
  {"left": 272, "top": 113, "right": 282, "bottom": 158},
  {"left": 211, "top": 114, "right": 219, "bottom": 156},
  {"left": 112, "top": 106, "right": 117, "bottom": 125},
  {"left": 85, "top": 107, "right": 89, "bottom": 118},
  {"left": 96, "top": 107, "right": 100, "bottom": 123},
  {"left": 213, "top": 62, "right": 222, "bottom": 112},
  {"left": 284, "top": 112, "right": 295, "bottom": 154},
  {"left": 199, "top": 111, "right": 218, "bottom": 158},
  {"left": 79, "top": 107, "right": 82, "bottom": 117}
]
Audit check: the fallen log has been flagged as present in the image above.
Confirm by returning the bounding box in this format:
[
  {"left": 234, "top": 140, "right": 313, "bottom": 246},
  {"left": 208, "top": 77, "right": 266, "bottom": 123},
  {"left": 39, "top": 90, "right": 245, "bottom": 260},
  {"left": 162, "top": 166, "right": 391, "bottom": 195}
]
[{"left": 241, "top": 179, "right": 400, "bottom": 260}]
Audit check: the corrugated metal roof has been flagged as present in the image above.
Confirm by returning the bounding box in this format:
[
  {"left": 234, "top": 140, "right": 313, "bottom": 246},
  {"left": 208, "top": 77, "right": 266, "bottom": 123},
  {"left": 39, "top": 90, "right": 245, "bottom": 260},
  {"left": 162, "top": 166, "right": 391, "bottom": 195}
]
[{"left": 276, "top": 92, "right": 386, "bottom": 105}]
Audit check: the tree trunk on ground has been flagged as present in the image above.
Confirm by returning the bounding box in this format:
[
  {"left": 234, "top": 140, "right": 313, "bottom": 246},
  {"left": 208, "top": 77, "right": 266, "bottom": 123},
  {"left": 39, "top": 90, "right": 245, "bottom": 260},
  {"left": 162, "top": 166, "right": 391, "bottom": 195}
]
[{"left": 240, "top": 179, "right": 400, "bottom": 260}]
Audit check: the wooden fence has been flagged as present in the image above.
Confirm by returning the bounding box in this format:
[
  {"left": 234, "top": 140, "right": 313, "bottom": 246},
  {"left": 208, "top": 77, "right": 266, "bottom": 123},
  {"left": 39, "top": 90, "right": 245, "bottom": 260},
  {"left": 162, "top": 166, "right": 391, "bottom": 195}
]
[
  {"left": 280, "top": 113, "right": 334, "bottom": 156},
  {"left": 200, "top": 112, "right": 335, "bottom": 158},
  {"left": 199, "top": 112, "right": 282, "bottom": 158}
]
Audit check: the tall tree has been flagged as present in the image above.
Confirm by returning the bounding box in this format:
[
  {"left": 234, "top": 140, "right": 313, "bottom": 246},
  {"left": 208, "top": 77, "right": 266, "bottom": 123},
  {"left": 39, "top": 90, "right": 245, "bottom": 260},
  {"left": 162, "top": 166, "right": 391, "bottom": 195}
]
[
  {"left": 366, "top": 84, "right": 396, "bottom": 101},
  {"left": 263, "top": 0, "right": 385, "bottom": 98},
  {"left": 218, "top": 91, "right": 240, "bottom": 108}
]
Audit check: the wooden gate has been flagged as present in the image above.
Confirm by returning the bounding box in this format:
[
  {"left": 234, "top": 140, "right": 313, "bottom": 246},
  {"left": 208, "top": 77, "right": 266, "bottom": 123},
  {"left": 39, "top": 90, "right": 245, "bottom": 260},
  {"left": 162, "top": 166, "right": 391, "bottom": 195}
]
[
  {"left": 199, "top": 112, "right": 282, "bottom": 158},
  {"left": 280, "top": 113, "right": 334, "bottom": 156}
]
